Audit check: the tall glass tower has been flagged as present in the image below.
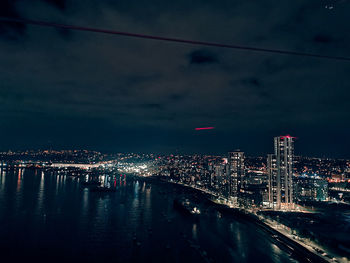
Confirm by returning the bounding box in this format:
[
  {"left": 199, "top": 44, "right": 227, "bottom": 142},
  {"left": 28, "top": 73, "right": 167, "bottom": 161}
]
[
  {"left": 267, "top": 153, "right": 277, "bottom": 208},
  {"left": 268, "top": 135, "right": 295, "bottom": 209},
  {"left": 228, "top": 151, "right": 245, "bottom": 201}
]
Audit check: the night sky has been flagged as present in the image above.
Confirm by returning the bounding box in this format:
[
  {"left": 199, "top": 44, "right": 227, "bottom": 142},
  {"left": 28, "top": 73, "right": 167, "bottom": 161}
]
[{"left": 0, "top": 0, "right": 349, "bottom": 157}]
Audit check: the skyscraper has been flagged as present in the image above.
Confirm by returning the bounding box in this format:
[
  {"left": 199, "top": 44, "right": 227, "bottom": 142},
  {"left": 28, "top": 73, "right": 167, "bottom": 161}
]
[
  {"left": 267, "top": 135, "right": 295, "bottom": 209},
  {"left": 228, "top": 151, "right": 245, "bottom": 201},
  {"left": 267, "top": 153, "right": 277, "bottom": 208}
]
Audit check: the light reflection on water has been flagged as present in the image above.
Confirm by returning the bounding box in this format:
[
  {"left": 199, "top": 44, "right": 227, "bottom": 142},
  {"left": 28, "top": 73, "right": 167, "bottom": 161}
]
[
  {"left": 192, "top": 223, "right": 198, "bottom": 240},
  {"left": 0, "top": 168, "right": 298, "bottom": 263}
]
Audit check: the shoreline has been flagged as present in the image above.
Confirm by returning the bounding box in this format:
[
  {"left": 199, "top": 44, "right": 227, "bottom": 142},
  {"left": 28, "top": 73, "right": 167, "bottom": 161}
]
[{"left": 152, "top": 177, "right": 332, "bottom": 263}]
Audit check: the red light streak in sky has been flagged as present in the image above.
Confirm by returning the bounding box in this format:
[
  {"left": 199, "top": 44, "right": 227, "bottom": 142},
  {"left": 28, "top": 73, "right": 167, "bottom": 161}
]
[{"left": 195, "top": 127, "right": 215, "bottom": 130}]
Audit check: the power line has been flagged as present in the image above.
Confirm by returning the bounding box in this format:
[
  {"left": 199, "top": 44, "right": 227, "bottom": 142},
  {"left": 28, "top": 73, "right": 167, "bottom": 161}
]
[{"left": 1, "top": 16, "right": 350, "bottom": 62}]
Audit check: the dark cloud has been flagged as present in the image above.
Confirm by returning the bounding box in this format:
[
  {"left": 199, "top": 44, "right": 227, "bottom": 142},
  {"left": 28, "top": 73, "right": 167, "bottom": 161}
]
[
  {"left": 56, "top": 27, "right": 73, "bottom": 40},
  {"left": 0, "top": 0, "right": 67, "bottom": 40},
  {"left": 0, "top": 0, "right": 349, "bottom": 157},
  {"left": 45, "top": 0, "right": 67, "bottom": 10},
  {"left": 0, "top": 1, "right": 25, "bottom": 39},
  {"left": 313, "top": 34, "right": 334, "bottom": 43},
  {"left": 188, "top": 50, "right": 219, "bottom": 65},
  {"left": 242, "top": 78, "right": 261, "bottom": 87},
  {"left": 139, "top": 103, "right": 163, "bottom": 110},
  {"left": 0, "top": 1, "right": 19, "bottom": 18},
  {"left": 168, "top": 93, "right": 186, "bottom": 101}
]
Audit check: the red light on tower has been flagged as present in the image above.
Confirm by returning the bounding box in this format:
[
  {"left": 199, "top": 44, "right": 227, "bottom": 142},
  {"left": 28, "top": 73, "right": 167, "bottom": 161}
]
[{"left": 280, "top": 134, "right": 296, "bottom": 139}]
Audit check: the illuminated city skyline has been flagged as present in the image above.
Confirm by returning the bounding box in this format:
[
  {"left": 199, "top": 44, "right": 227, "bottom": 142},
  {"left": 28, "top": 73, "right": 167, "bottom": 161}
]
[{"left": 0, "top": 1, "right": 349, "bottom": 262}]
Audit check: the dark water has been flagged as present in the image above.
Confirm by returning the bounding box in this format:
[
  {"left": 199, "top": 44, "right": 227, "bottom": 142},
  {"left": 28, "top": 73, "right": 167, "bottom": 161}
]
[{"left": 0, "top": 168, "right": 297, "bottom": 263}]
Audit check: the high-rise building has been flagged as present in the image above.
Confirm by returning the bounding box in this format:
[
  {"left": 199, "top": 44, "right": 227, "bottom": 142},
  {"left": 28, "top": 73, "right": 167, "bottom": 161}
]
[
  {"left": 267, "top": 135, "right": 295, "bottom": 209},
  {"left": 227, "top": 151, "right": 245, "bottom": 200},
  {"left": 214, "top": 164, "right": 226, "bottom": 195},
  {"left": 267, "top": 154, "right": 277, "bottom": 208}
]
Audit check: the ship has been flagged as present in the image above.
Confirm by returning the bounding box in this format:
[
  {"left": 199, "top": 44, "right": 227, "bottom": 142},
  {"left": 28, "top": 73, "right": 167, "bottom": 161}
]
[{"left": 173, "top": 198, "right": 201, "bottom": 218}]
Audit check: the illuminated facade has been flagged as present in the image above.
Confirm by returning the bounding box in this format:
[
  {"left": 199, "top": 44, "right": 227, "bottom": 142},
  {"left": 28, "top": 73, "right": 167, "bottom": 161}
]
[
  {"left": 295, "top": 177, "right": 328, "bottom": 201},
  {"left": 228, "top": 151, "right": 245, "bottom": 200},
  {"left": 267, "top": 154, "right": 277, "bottom": 208},
  {"left": 268, "top": 136, "right": 295, "bottom": 209}
]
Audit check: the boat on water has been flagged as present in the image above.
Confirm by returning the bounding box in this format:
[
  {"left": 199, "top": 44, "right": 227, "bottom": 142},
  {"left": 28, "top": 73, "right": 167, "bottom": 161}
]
[{"left": 173, "top": 198, "right": 201, "bottom": 218}]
